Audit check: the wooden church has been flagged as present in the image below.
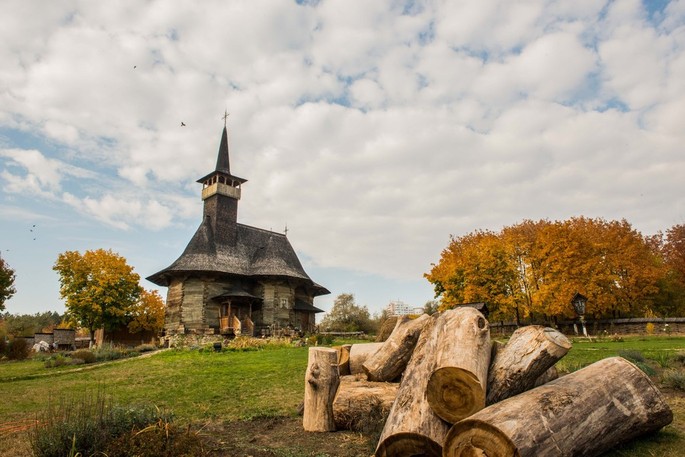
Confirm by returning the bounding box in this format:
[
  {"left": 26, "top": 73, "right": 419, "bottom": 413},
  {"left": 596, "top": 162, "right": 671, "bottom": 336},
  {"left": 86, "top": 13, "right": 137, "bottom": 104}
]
[{"left": 147, "top": 124, "right": 328, "bottom": 337}]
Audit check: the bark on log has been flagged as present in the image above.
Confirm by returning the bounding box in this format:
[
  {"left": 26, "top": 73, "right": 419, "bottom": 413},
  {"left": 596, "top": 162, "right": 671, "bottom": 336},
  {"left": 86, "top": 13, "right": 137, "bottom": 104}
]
[
  {"left": 333, "top": 375, "right": 399, "bottom": 432},
  {"left": 376, "top": 316, "right": 399, "bottom": 342},
  {"left": 487, "top": 325, "right": 571, "bottom": 405},
  {"left": 426, "top": 307, "right": 491, "bottom": 423},
  {"left": 375, "top": 314, "right": 450, "bottom": 457},
  {"left": 349, "top": 342, "right": 383, "bottom": 375},
  {"left": 334, "top": 344, "right": 352, "bottom": 376},
  {"left": 443, "top": 357, "right": 673, "bottom": 457},
  {"left": 363, "top": 314, "right": 430, "bottom": 382},
  {"left": 303, "top": 347, "right": 340, "bottom": 432},
  {"left": 533, "top": 365, "right": 559, "bottom": 387}
]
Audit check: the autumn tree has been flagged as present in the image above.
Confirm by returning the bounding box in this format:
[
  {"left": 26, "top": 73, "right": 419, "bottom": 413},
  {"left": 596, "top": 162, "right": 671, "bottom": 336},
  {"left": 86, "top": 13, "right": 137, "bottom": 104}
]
[
  {"left": 128, "top": 289, "right": 165, "bottom": 334},
  {"left": 319, "top": 293, "right": 375, "bottom": 334},
  {"left": 53, "top": 249, "right": 142, "bottom": 346},
  {"left": 0, "top": 257, "right": 17, "bottom": 311},
  {"left": 651, "top": 224, "right": 685, "bottom": 316},
  {"left": 426, "top": 217, "right": 668, "bottom": 323}
]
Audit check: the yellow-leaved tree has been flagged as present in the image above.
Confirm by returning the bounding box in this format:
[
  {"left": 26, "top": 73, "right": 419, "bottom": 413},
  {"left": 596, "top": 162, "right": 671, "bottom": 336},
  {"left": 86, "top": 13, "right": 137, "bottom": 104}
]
[{"left": 53, "top": 249, "right": 142, "bottom": 346}]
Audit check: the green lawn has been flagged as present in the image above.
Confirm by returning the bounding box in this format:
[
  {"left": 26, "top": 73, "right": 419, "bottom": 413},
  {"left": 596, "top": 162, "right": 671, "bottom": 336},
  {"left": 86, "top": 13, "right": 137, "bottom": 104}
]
[
  {"left": 2, "top": 336, "right": 685, "bottom": 456},
  {"left": 0, "top": 348, "right": 308, "bottom": 423}
]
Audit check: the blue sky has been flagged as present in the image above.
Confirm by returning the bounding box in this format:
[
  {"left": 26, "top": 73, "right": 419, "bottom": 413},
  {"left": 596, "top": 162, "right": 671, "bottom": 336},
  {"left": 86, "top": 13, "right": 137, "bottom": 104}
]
[{"left": 1, "top": 0, "right": 684, "bottom": 318}]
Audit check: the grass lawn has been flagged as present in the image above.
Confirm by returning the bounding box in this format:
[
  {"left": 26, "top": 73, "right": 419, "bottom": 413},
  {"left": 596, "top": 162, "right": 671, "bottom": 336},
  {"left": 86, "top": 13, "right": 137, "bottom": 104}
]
[{"left": 1, "top": 335, "right": 684, "bottom": 456}]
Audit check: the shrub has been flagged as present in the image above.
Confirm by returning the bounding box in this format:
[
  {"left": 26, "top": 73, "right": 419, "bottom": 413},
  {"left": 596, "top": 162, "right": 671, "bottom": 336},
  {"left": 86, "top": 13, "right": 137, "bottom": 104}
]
[
  {"left": 71, "top": 349, "right": 96, "bottom": 364},
  {"left": 0, "top": 337, "right": 7, "bottom": 356},
  {"left": 661, "top": 370, "right": 685, "bottom": 391},
  {"left": 134, "top": 343, "right": 157, "bottom": 353},
  {"left": 30, "top": 390, "right": 172, "bottom": 457},
  {"left": 618, "top": 349, "right": 646, "bottom": 363},
  {"left": 645, "top": 322, "right": 655, "bottom": 335},
  {"left": 92, "top": 343, "right": 126, "bottom": 362},
  {"left": 7, "top": 338, "right": 30, "bottom": 360},
  {"left": 44, "top": 354, "right": 70, "bottom": 368}
]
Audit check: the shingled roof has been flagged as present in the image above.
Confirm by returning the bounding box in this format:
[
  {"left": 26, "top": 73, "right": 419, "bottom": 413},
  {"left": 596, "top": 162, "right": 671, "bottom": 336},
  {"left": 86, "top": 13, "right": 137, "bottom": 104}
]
[{"left": 146, "top": 219, "right": 329, "bottom": 296}]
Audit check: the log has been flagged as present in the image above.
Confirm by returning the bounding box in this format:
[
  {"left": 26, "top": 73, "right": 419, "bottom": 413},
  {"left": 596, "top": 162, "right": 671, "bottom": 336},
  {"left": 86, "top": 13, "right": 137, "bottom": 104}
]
[
  {"left": 349, "top": 342, "right": 383, "bottom": 375},
  {"left": 303, "top": 347, "right": 340, "bottom": 432},
  {"left": 363, "top": 314, "right": 430, "bottom": 382},
  {"left": 375, "top": 314, "right": 450, "bottom": 457},
  {"left": 334, "top": 344, "right": 352, "bottom": 376},
  {"left": 426, "top": 307, "right": 491, "bottom": 423},
  {"left": 333, "top": 375, "right": 399, "bottom": 432},
  {"left": 533, "top": 365, "right": 559, "bottom": 387},
  {"left": 376, "top": 316, "right": 399, "bottom": 342},
  {"left": 443, "top": 357, "right": 673, "bottom": 457},
  {"left": 486, "top": 325, "right": 571, "bottom": 405}
]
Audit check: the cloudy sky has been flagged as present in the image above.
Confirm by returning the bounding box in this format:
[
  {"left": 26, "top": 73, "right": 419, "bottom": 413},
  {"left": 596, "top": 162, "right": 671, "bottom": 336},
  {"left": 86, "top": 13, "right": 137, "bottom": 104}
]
[{"left": 1, "top": 0, "right": 684, "bottom": 318}]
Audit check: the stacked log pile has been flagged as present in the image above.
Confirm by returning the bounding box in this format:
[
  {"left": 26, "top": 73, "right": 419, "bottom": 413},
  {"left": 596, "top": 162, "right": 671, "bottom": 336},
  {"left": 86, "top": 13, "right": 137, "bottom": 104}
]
[{"left": 303, "top": 309, "right": 673, "bottom": 457}]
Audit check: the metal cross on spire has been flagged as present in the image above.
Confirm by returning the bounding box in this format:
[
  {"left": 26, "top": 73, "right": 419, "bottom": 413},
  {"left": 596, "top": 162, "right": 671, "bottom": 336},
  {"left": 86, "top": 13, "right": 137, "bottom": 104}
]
[{"left": 222, "top": 109, "right": 230, "bottom": 127}]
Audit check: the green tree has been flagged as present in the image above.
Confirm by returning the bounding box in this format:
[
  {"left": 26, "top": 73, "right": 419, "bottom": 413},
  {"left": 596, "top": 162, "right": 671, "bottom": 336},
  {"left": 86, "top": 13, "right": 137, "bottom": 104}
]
[
  {"left": 319, "top": 293, "right": 375, "bottom": 334},
  {"left": 53, "top": 249, "right": 142, "bottom": 346},
  {"left": 0, "top": 257, "right": 17, "bottom": 311},
  {"left": 2, "top": 311, "right": 62, "bottom": 337},
  {"left": 423, "top": 300, "right": 439, "bottom": 315}
]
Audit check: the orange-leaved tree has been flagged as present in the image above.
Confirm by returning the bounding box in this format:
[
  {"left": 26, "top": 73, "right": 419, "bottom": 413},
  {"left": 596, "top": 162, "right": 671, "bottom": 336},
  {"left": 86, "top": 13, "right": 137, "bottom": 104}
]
[
  {"left": 128, "top": 289, "right": 165, "bottom": 334},
  {"left": 426, "top": 217, "right": 669, "bottom": 323},
  {"left": 53, "top": 249, "right": 142, "bottom": 346}
]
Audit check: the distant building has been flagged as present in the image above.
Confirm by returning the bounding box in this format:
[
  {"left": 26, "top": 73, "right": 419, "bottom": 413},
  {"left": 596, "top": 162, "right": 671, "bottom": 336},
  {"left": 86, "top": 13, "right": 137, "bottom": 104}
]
[
  {"left": 386, "top": 300, "right": 423, "bottom": 316},
  {"left": 147, "top": 124, "right": 329, "bottom": 337}
]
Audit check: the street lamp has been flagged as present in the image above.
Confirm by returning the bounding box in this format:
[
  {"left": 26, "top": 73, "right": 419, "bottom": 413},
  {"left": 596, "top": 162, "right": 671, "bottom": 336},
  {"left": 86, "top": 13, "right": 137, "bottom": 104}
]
[{"left": 571, "top": 292, "right": 588, "bottom": 337}]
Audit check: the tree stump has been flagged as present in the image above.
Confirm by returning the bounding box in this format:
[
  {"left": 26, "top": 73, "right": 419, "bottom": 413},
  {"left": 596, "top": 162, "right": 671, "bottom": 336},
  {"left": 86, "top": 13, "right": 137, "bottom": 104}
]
[
  {"left": 487, "top": 325, "right": 571, "bottom": 405},
  {"left": 375, "top": 314, "right": 450, "bottom": 457},
  {"left": 426, "top": 307, "right": 491, "bottom": 423},
  {"left": 363, "top": 314, "right": 429, "bottom": 382},
  {"left": 443, "top": 357, "right": 673, "bottom": 457},
  {"left": 333, "top": 375, "right": 399, "bottom": 432},
  {"left": 349, "top": 342, "right": 383, "bottom": 375},
  {"left": 303, "top": 347, "right": 340, "bottom": 432}
]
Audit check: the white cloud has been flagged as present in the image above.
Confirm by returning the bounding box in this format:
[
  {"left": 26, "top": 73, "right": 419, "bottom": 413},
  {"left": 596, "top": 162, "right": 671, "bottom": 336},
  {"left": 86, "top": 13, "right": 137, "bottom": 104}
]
[{"left": 2, "top": 0, "right": 685, "bottom": 313}]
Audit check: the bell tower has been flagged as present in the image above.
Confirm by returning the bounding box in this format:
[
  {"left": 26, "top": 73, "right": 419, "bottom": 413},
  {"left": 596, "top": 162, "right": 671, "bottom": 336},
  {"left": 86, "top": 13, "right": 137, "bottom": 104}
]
[{"left": 196, "top": 123, "right": 247, "bottom": 246}]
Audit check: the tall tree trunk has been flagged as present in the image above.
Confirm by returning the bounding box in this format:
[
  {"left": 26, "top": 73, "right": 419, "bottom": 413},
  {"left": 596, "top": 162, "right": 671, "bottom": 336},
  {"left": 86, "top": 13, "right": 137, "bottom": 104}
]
[
  {"left": 426, "top": 307, "right": 491, "bottom": 423},
  {"left": 303, "top": 347, "right": 340, "bottom": 432},
  {"left": 375, "top": 314, "right": 449, "bottom": 457},
  {"left": 487, "top": 325, "right": 571, "bottom": 405},
  {"left": 443, "top": 357, "right": 673, "bottom": 457},
  {"left": 363, "top": 314, "right": 429, "bottom": 382}
]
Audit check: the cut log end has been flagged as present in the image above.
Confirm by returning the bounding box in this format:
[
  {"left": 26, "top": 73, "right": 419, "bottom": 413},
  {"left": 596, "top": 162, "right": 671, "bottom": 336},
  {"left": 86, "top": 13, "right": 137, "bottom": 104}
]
[
  {"left": 427, "top": 367, "right": 485, "bottom": 423},
  {"left": 543, "top": 327, "right": 572, "bottom": 350},
  {"left": 375, "top": 432, "right": 443, "bottom": 457},
  {"left": 443, "top": 420, "right": 520, "bottom": 457}
]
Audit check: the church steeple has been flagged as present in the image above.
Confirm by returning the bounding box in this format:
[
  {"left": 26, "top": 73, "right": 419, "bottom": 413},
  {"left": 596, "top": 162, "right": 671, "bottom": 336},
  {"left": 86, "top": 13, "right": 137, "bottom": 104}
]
[{"left": 196, "top": 125, "right": 247, "bottom": 246}]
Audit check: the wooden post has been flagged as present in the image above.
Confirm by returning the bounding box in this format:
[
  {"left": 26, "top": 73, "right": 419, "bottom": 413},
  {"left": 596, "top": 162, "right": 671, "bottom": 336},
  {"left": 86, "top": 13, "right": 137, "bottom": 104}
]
[
  {"left": 375, "top": 314, "right": 449, "bottom": 457},
  {"left": 303, "top": 347, "right": 340, "bottom": 432},
  {"left": 487, "top": 325, "right": 571, "bottom": 405},
  {"left": 363, "top": 314, "right": 430, "bottom": 382},
  {"left": 443, "top": 357, "right": 673, "bottom": 457},
  {"left": 425, "top": 307, "right": 491, "bottom": 424},
  {"left": 349, "top": 342, "right": 383, "bottom": 375}
]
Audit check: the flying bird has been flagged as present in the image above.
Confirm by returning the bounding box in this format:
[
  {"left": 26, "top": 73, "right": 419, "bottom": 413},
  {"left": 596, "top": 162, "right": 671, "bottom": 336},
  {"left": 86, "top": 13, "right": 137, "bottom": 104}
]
[
  {"left": 181, "top": 122, "right": 186, "bottom": 126},
  {"left": 133, "top": 65, "right": 137, "bottom": 69}
]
